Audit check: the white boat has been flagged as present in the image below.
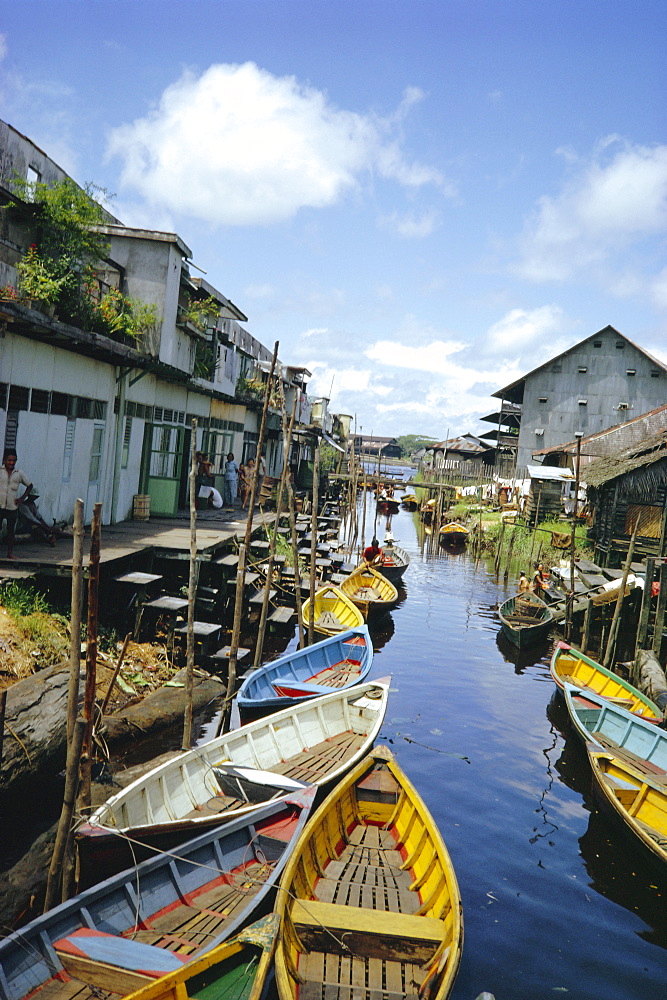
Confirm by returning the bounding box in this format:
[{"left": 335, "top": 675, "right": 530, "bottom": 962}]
[{"left": 77, "top": 678, "right": 391, "bottom": 884}]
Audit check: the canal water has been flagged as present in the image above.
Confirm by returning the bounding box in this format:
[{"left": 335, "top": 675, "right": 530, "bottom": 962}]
[{"left": 3, "top": 497, "right": 667, "bottom": 998}]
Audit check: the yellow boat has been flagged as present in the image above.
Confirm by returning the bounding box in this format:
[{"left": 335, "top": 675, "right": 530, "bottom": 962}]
[
  {"left": 438, "top": 522, "right": 470, "bottom": 545},
  {"left": 124, "top": 915, "right": 278, "bottom": 1000},
  {"left": 274, "top": 745, "right": 463, "bottom": 1000},
  {"left": 588, "top": 748, "right": 667, "bottom": 868},
  {"left": 301, "top": 585, "right": 365, "bottom": 636},
  {"left": 550, "top": 642, "right": 662, "bottom": 721},
  {"left": 341, "top": 564, "right": 399, "bottom": 617}
]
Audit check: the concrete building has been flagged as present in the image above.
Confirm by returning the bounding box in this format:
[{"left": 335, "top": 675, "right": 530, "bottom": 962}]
[{"left": 481, "top": 326, "right": 667, "bottom": 476}]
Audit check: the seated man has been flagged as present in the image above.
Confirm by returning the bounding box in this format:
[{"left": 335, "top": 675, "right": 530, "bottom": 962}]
[{"left": 362, "top": 537, "right": 383, "bottom": 568}]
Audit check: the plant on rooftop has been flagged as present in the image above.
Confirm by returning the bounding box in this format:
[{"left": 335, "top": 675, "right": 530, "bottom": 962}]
[
  {"left": 180, "top": 294, "right": 219, "bottom": 332},
  {"left": 15, "top": 244, "right": 68, "bottom": 304}
]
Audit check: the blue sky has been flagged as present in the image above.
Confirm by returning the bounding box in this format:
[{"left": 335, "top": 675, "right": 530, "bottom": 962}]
[{"left": 2, "top": 1, "right": 666, "bottom": 441}]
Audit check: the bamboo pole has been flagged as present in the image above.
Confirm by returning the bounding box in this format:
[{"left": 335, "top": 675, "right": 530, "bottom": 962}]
[
  {"left": 494, "top": 521, "right": 506, "bottom": 577},
  {"left": 0, "top": 689, "right": 5, "bottom": 765},
  {"left": 636, "top": 556, "right": 656, "bottom": 653},
  {"left": 243, "top": 343, "right": 279, "bottom": 550},
  {"left": 253, "top": 394, "right": 297, "bottom": 668},
  {"left": 277, "top": 381, "right": 305, "bottom": 648},
  {"left": 503, "top": 529, "right": 516, "bottom": 583},
  {"left": 603, "top": 520, "right": 639, "bottom": 669},
  {"left": 308, "top": 443, "right": 320, "bottom": 646},
  {"left": 78, "top": 502, "right": 101, "bottom": 814},
  {"left": 215, "top": 542, "right": 246, "bottom": 737},
  {"left": 66, "top": 500, "right": 84, "bottom": 743},
  {"left": 182, "top": 418, "right": 198, "bottom": 750},
  {"left": 581, "top": 598, "right": 593, "bottom": 654},
  {"left": 652, "top": 560, "right": 667, "bottom": 656},
  {"left": 100, "top": 632, "right": 132, "bottom": 716},
  {"left": 44, "top": 717, "right": 86, "bottom": 913}
]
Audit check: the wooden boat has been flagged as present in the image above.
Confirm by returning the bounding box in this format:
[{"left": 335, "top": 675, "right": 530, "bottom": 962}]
[
  {"left": 124, "top": 915, "right": 279, "bottom": 1000},
  {"left": 274, "top": 745, "right": 463, "bottom": 1000},
  {"left": 588, "top": 747, "right": 667, "bottom": 868},
  {"left": 0, "top": 791, "right": 315, "bottom": 1000},
  {"left": 376, "top": 541, "right": 410, "bottom": 584},
  {"left": 376, "top": 496, "right": 400, "bottom": 514},
  {"left": 339, "top": 565, "right": 399, "bottom": 618},
  {"left": 78, "top": 679, "right": 391, "bottom": 882},
  {"left": 498, "top": 591, "right": 553, "bottom": 648},
  {"left": 438, "top": 522, "right": 470, "bottom": 545},
  {"left": 420, "top": 499, "right": 436, "bottom": 524},
  {"left": 550, "top": 641, "right": 662, "bottom": 721},
  {"left": 563, "top": 683, "right": 667, "bottom": 768},
  {"left": 301, "top": 585, "right": 364, "bottom": 636},
  {"left": 236, "top": 625, "right": 373, "bottom": 712},
  {"left": 401, "top": 493, "right": 418, "bottom": 509}
]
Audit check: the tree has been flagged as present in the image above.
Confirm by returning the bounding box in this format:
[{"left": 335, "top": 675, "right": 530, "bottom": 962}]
[{"left": 396, "top": 434, "right": 439, "bottom": 458}]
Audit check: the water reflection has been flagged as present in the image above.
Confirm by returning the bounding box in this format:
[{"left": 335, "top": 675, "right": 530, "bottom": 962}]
[{"left": 495, "top": 629, "right": 554, "bottom": 674}]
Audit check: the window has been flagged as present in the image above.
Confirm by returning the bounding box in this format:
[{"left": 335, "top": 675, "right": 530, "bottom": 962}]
[
  {"left": 651, "top": 370, "right": 661, "bottom": 378},
  {"left": 76, "top": 397, "right": 92, "bottom": 419},
  {"left": 578, "top": 399, "right": 588, "bottom": 405},
  {"left": 538, "top": 396, "right": 548, "bottom": 403},
  {"left": 62, "top": 419, "right": 75, "bottom": 482},
  {"left": 30, "top": 389, "right": 50, "bottom": 413},
  {"left": 26, "top": 165, "right": 41, "bottom": 188},
  {"left": 51, "top": 392, "right": 71, "bottom": 416},
  {"left": 615, "top": 342, "right": 625, "bottom": 349},
  {"left": 534, "top": 428, "right": 544, "bottom": 436},
  {"left": 121, "top": 417, "right": 132, "bottom": 469},
  {"left": 8, "top": 386, "right": 29, "bottom": 411},
  {"left": 149, "top": 425, "right": 180, "bottom": 478},
  {"left": 618, "top": 403, "right": 628, "bottom": 410},
  {"left": 593, "top": 341, "right": 602, "bottom": 348},
  {"left": 626, "top": 369, "right": 636, "bottom": 376},
  {"left": 0, "top": 383, "right": 6, "bottom": 409},
  {"left": 552, "top": 364, "right": 562, "bottom": 373},
  {"left": 578, "top": 366, "right": 587, "bottom": 373}
]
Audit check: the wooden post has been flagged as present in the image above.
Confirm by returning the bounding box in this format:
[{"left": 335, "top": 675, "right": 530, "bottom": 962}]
[
  {"left": 528, "top": 490, "right": 542, "bottom": 560},
  {"left": 243, "top": 343, "right": 279, "bottom": 550},
  {"left": 603, "top": 520, "right": 639, "bottom": 669},
  {"left": 215, "top": 541, "right": 247, "bottom": 736},
  {"left": 66, "top": 500, "right": 84, "bottom": 743},
  {"left": 636, "top": 556, "right": 655, "bottom": 653},
  {"left": 652, "top": 559, "right": 667, "bottom": 657},
  {"left": 581, "top": 597, "right": 593, "bottom": 654},
  {"left": 78, "top": 502, "right": 101, "bottom": 814},
  {"left": 568, "top": 437, "right": 583, "bottom": 633},
  {"left": 44, "top": 717, "right": 86, "bottom": 912},
  {"left": 503, "top": 528, "right": 516, "bottom": 583},
  {"left": 494, "top": 521, "right": 506, "bottom": 577},
  {"left": 253, "top": 394, "right": 297, "bottom": 668},
  {"left": 0, "top": 688, "right": 5, "bottom": 765},
  {"left": 182, "top": 418, "right": 198, "bottom": 750},
  {"left": 277, "top": 382, "right": 305, "bottom": 648},
  {"left": 308, "top": 443, "right": 320, "bottom": 645},
  {"left": 100, "top": 633, "right": 132, "bottom": 716}
]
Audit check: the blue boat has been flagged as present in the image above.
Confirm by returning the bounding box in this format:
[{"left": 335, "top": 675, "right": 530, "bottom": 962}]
[
  {"left": 0, "top": 788, "right": 315, "bottom": 1000},
  {"left": 237, "top": 625, "right": 373, "bottom": 712}
]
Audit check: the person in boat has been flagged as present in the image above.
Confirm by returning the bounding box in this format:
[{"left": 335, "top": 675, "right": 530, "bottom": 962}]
[
  {"left": 531, "top": 561, "right": 548, "bottom": 597},
  {"left": 518, "top": 571, "right": 530, "bottom": 593},
  {"left": 363, "top": 537, "right": 383, "bottom": 567}
]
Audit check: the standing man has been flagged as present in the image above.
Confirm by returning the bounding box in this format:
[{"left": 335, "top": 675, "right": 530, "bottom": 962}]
[
  {"left": 223, "top": 452, "right": 239, "bottom": 509},
  {"left": 0, "top": 450, "right": 33, "bottom": 560}
]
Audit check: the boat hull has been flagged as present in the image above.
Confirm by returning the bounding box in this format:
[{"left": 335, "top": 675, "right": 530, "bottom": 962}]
[
  {"left": 301, "top": 585, "right": 365, "bottom": 636},
  {"left": 551, "top": 641, "right": 662, "bottom": 720},
  {"left": 376, "top": 542, "right": 410, "bottom": 583},
  {"left": 498, "top": 592, "right": 553, "bottom": 648},
  {"left": 563, "top": 683, "right": 667, "bottom": 768}
]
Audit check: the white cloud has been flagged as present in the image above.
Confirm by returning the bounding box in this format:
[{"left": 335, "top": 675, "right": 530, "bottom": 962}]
[
  {"left": 517, "top": 138, "right": 667, "bottom": 282},
  {"left": 0, "top": 34, "right": 7, "bottom": 63},
  {"left": 485, "top": 305, "right": 565, "bottom": 353},
  {"left": 379, "top": 209, "right": 440, "bottom": 238},
  {"left": 243, "top": 283, "right": 276, "bottom": 300},
  {"left": 107, "top": 62, "right": 445, "bottom": 227},
  {"left": 365, "top": 338, "right": 466, "bottom": 376}
]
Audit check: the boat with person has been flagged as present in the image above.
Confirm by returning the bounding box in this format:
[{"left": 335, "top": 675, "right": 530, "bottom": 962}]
[
  {"left": 339, "top": 564, "right": 399, "bottom": 618},
  {"left": 376, "top": 540, "right": 410, "bottom": 583},
  {"left": 550, "top": 641, "right": 662, "bottom": 721},
  {"left": 498, "top": 591, "right": 553, "bottom": 648},
  {"left": 301, "top": 584, "right": 365, "bottom": 636},
  {"left": 77, "top": 679, "right": 391, "bottom": 882},
  {"left": 0, "top": 791, "right": 315, "bottom": 1000},
  {"left": 563, "top": 683, "right": 667, "bottom": 767},
  {"left": 273, "top": 745, "right": 463, "bottom": 1000},
  {"left": 236, "top": 624, "right": 373, "bottom": 712},
  {"left": 123, "top": 915, "right": 280, "bottom": 1000},
  {"left": 587, "top": 746, "right": 667, "bottom": 869}
]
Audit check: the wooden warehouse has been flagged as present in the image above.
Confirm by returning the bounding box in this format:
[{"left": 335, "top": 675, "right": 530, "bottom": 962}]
[{"left": 585, "top": 429, "right": 667, "bottom": 566}]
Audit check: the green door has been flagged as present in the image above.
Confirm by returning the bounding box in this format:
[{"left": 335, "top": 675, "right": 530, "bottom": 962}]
[{"left": 140, "top": 423, "right": 186, "bottom": 515}]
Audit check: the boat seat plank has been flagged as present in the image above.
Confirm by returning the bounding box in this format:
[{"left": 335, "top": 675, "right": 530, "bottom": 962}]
[
  {"left": 182, "top": 794, "right": 246, "bottom": 819},
  {"left": 271, "top": 732, "right": 366, "bottom": 781},
  {"left": 24, "top": 980, "right": 122, "bottom": 1000},
  {"left": 592, "top": 734, "right": 667, "bottom": 782}
]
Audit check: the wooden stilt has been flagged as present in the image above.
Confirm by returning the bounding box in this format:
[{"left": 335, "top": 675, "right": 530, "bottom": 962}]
[
  {"left": 66, "top": 500, "right": 84, "bottom": 744},
  {"left": 652, "top": 560, "right": 667, "bottom": 657},
  {"left": 308, "top": 444, "right": 320, "bottom": 646},
  {"left": 603, "top": 520, "right": 639, "bottom": 669},
  {"left": 44, "top": 718, "right": 86, "bottom": 913},
  {"left": 78, "top": 502, "right": 101, "bottom": 814},
  {"left": 182, "top": 418, "right": 198, "bottom": 750}
]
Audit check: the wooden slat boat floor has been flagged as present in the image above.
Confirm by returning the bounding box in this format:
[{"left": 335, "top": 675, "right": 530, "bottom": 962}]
[
  {"left": 593, "top": 733, "right": 667, "bottom": 783},
  {"left": 128, "top": 861, "right": 269, "bottom": 954},
  {"left": 271, "top": 732, "right": 367, "bottom": 782},
  {"left": 25, "top": 979, "right": 121, "bottom": 1000},
  {"left": 183, "top": 794, "right": 246, "bottom": 819},
  {"left": 298, "top": 950, "right": 426, "bottom": 999},
  {"left": 309, "top": 661, "right": 363, "bottom": 689}
]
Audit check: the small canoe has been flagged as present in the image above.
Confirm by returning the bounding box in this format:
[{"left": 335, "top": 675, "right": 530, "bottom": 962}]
[
  {"left": 0, "top": 791, "right": 315, "bottom": 1000},
  {"left": 124, "top": 914, "right": 279, "bottom": 1000},
  {"left": 78, "top": 680, "right": 390, "bottom": 882},
  {"left": 301, "top": 585, "right": 365, "bottom": 636},
  {"left": 402, "top": 493, "right": 419, "bottom": 509},
  {"left": 237, "top": 625, "right": 373, "bottom": 711},
  {"left": 274, "top": 745, "right": 463, "bottom": 1000},
  {"left": 377, "top": 498, "right": 400, "bottom": 514},
  {"left": 498, "top": 591, "right": 553, "bottom": 648},
  {"left": 339, "top": 565, "right": 399, "bottom": 617},
  {"left": 439, "top": 522, "right": 470, "bottom": 545},
  {"left": 588, "top": 747, "right": 667, "bottom": 868},
  {"left": 563, "top": 683, "right": 667, "bottom": 770},
  {"left": 551, "top": 641, "right": 662, "bottom": 721},
  {"left": 376, "top": 541, "right": 410, "bottom": 583}
]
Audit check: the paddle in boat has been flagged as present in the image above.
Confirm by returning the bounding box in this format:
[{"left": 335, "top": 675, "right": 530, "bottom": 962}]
[
  {"left": 551, "top": 641, "right": 662, "bottom": 721},
  {"left": 438, "top": 523, "right": 470, "bottom": 546},
  {"left": 236, "top": 624, "right": 373, "bottom": 712},
  {"left": 498, "top": 591, "right": 553, "bottom": 648},
  {"left": 587, "top": 746, "right": 667, "bottom": 869},
  {"left": 0, "top": 790, "right": 315, "bottom": 1000},
  {"left": 339, "top": 564, "right": 398, "bottom": 618},
  {"left": 563, "top": 683, "right": 667, "bottom": 767},
  {"left": 274, "top": 745, "right": 463, "bottom": 1000},
  {"left": 123, "top": 915, "right": 279, "bottom": 1000},
  {"left": 301, "top": 584, "right": 364, "bottom": 636},
  {"left": 77, "top": 679, "right": 390, "bottom": 882}
]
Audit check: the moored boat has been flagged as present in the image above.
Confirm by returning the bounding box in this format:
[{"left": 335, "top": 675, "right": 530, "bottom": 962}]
[
  {"left": 401, "top": 493, "right": 419, "bottom": 509},
  {"left": 551, "top": 641, "right": 662, "bottom": 721},
  {"left": 124, "top": 915, "right": 279, "bottom": 1000},
  {"left": 339, "top": 564, "right": 398, "bottom": 617},
  {"left": 587, "top": 747, "right": 667, "bottom": 869},
  {"left": 563, "top": 683, "right": 667, "bottom": 767},
  {"left": 301, "top": 584, "right": 365, "bottom": 636},
  {"left": 439, "top": 522, "right": 470, "bottom": 545},
  {"left": 376, "top": 540, "right": 410, "bottom": 583},
  {"left": 274, "top": 745, "right": 463, "bottom": 1000},
  {"left": 77, "top": 679, "right": 391, "bottom": 882},
  {"left": 0, "top": 791, "right": 315, "bottom": 1000},
  {"left": 498, "top": 591, "right": 553, "bottom": 648},
  {"left": 236, "top": 625, "right": 373, "bottom": 711}
]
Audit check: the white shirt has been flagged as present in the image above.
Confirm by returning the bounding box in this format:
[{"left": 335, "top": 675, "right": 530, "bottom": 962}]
[{"left": 0, "top": 466, "right": 31, "bottom": 509}]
